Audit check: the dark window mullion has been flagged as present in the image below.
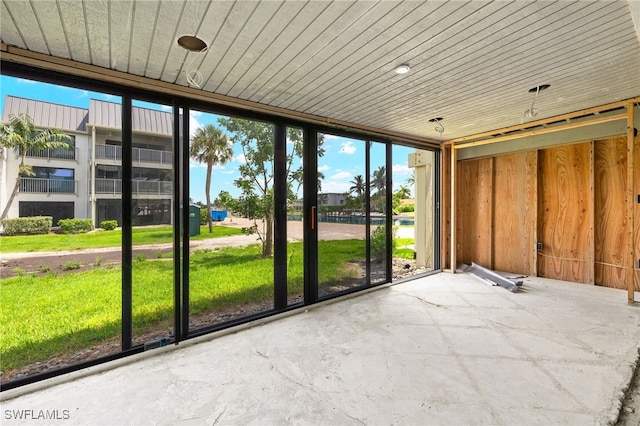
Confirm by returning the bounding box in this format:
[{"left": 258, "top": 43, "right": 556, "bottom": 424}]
[
  {"left": 172, "top": 100, "right": 182, "bottom": 344},
  {"left": 181, "top": 106, "right": 191, "bottom": 338},
  {"left": 121, "top": 96, "right": 132, "bottom": 351},
  {"left": 385, "top": 142, "right": 393, "bottom": 281},
  {"left": 365, "top": 141, "right": 371, "bottom": 285},
  {"left": 274, "top": 124, "right": 287, "bottom": 310},
  {"left": 303, "top": 125, "right": 318, "bottom": 305}
]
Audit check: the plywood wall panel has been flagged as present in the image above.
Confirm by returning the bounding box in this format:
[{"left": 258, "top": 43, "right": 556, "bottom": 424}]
[
  {"left": 594, "top": 137, "right": 628, "bottom": 289},
  {"left": 492, "top": 151, "right": 537, "bottom": 275},
  {"left": 537, "top": 143, "right": 592, "bottom": 283},
  {"left": 456, "top": 158, "right": 493, "bottom": 267}
]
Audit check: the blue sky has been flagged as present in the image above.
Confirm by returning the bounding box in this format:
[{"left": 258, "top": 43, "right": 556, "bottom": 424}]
[{"left": 1, "top": 75, "right": 415, "bottom": 203}]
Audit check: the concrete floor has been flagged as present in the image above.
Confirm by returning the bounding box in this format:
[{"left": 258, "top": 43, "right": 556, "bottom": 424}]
[{"left": 2, "top": 273, "right": 639, "bottom": 425}]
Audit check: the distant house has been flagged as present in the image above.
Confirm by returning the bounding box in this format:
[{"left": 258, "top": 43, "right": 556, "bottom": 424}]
[{"left": 318, "top": 192, "right": 346, "bottom": 207}]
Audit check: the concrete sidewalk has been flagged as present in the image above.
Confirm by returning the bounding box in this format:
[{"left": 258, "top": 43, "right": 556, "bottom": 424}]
[{"left": 2, "top": 273, "right": 639, "bottom": 425}]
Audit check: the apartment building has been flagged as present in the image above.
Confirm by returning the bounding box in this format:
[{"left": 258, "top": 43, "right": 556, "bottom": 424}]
[{"left": 0, "top": 95, "right": 173, "bottom": 227}]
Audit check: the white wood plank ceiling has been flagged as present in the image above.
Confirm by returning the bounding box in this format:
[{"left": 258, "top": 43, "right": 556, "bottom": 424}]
[{"left": 2, "top": 0, "right": 640, "bottom": 142}]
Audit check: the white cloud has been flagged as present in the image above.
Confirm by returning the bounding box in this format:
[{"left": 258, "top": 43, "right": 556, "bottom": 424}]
[
  {"left": 322, "top": 134, "right": 341, "bottom": 140},
  {"left": 321, "top": 171, "right": 352, "bottom": 193},
  {"left": 235, "top": 153, "right": 246, "bottom": 164},
  {"left": 189, "top": 114, "right": 201, "bottom": 138},
  {"left": 189, "top": 159, "right": 205, "bottom": 169},
  {"left": 17, "top": 78, "right": 37, "bottom": 85},
  {"left": 161, "top": 105, "right": 172, "bottom": 111},
  {"left": 392, "top": 163, "right": 412, "bottom": 175},
  {"left": 339, "top": 141, "right": 356, "bottom": 154},
  {"left": 318, "top": 164, "right": 331, "bottom": 172}
]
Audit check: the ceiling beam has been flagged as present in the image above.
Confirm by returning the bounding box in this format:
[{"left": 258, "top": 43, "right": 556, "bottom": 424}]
[
  {"left": 449, "top": 97, "right": 640, "bottom": 146},
  {"left": 0, "top": 43, "right": 441, "bottom": 149}
]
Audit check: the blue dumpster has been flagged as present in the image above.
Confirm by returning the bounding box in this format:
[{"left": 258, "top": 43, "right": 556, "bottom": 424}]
[{"left": 211, "top": 210, "right": 227, "bottom": 221}]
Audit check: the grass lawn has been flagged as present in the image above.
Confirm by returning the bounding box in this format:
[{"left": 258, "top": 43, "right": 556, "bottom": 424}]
[
  {"left": 1, "top": 240, "right": 365, "bottom": 372},
  {"left": 0, "top": 225, "right": 242, "bottom": 253}
]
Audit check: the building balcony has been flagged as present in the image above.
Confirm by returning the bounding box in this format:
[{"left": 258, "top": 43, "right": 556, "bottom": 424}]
[
  {"left": 95, "top": 178, "right": 173, "bottom": 195},
  {"left": 95, "top": 144, "right": 173, "bottom": 166},
  {"left": 20, "top": 177, "right": 77, "bottom": 194},
  {"left": 23, "top": 147, "right": 78, "bottom": 161}
]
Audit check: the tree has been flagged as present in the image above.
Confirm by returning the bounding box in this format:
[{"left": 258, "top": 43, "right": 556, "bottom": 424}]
[
  {"left": 396, "top": 185, "right": 411, "bottom": 199},
  {"left": 217, "top": 118, "right": 323, "bottom": 257},
  {"left": 0, "top": 113, "right": 72, "bottom": 220},
  {"left": 371, "top": 166, "right": 386, "bottom": 196},
  {"left": 405, "top": 170, "right": 415, "bottom": 187},
  {"left": 371, "top": 166, "right": 387, "bottom": 212},
  {"left": 189, "top": 124, "right": 233, "bottom": 234}
]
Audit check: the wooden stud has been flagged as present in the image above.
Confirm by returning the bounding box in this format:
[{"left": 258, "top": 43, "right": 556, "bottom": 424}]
[
  {"left": 588, "top": 141, "right": 595, "bottom": 285},
  {"left": 451, "top": 145, "right": 457, "bottom": 272},
  {"left": 531, "top": 151, "right": 538, "bottom": 277},
  {"left": 441, "top": 143, "right": 451, "bottom": 270},
  {"left": 627, "top": 103, "right": 635, "bottom": 302},
  {"left": 450, "top": 100, "right": 640, "bottom": 144},
  {"left": 455, "top": 114, "right": 627, "bottom": 149}
]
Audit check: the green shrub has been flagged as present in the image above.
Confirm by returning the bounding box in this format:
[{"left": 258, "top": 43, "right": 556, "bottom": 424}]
[
  {"left": 61, "top": 261, "right": 81, "bottom": 271},
  {"left": 0, "top": 216, "right": 52, "bottom": 235},
  {"left": 399, "top": 205, "right": 414, "bottom": 213},
  {"left": 199, "top": 208, "right": 208, "bottom": 225},
  {"left": 371, "top": 225, "right": 397, "bottom": 261},
  {"left": 58, "top": 218, "right": 93, "bottom": 234},
  {"left": 100, "top": 220, "right": 118, "bottom": 231}
]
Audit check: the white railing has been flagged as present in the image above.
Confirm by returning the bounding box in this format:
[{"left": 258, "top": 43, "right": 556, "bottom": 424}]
[
  {"left": 94, "top": 178, "right": 172, "bottom": 195},
  {"left": 95, "top": 144, "right": 173, "bottom": 165},
  {"left": 20, "top": 177, "right": 77, "bottom": 194},
  {"left": 23, "top": 147, "right": 78, "bottom": 161}
]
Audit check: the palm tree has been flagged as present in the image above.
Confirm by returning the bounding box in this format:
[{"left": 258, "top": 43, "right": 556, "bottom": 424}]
[
  {"left": 0, "top": 113, "right": 72, "bottom": 220},
  {"left": 349, "top": 175, "right": 365, "bottom": 198},
  {"left": 396, "top": 185, "right": 411, "bottom": 199},
  {"left": 371, "top": 166, "right": 386, "bottom": 196},
  {"left": 189, "top": 125, "right": 233, "bottom": 233},
  {"left": 405, "top": 170, "right": 415, "bottom": 187}
]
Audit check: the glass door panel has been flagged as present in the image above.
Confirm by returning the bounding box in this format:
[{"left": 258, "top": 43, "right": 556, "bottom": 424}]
[
  {"left": 369, "top": 141, "right": 387, "bottom": 284},
  {"left": 187, "top": 110, "right": 275, "bottom": 331},
  {"left": 0, "top": 75, "right": 123, "bottom": 384},
  {"left": 392, "top": 146, "right": 436, "bottom": 281},
  {"left": 286, "top": 126, "right": 304, "bottom": 306},
  {"left": 131, "top": 99, "right": 175, "bottom": 347},
  {"left": 317, "top": 133, "right": 367, "bottom": 297}
]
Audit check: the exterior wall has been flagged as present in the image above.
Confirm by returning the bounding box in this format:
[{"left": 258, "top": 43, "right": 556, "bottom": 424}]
[
  {"left": 1, "top": 96, "right": 173, "bottom": 226},
  {"left": 319, "top": 192, "right": 346, "bottom": 206},
  {"left": 1, "top": 131, "right": 89, "bottom": 220}
]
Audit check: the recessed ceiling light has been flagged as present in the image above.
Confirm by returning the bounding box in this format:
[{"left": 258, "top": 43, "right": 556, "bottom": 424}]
[
  {"left": 177, "top": 35, "right": 207, "bottom": 52},
  {"left": 395, "top": 64, "right": 411, "bottom": 74},
  {"left": 528, "top": 84, "right": 550, "bottom": 93}
]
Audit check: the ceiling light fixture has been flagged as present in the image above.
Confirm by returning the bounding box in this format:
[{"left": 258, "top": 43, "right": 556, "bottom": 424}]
[
  {"left": 429, "top": 117, "right": 444, "bottom": 135},
  {"left": 177, "top": 35, "right": 208, "bottom": 89},
  {"left": 522, "top": 84, "right": 551, "bottom": 123},
  {"left": 395, "top": 64, "right": 411, "bottom": 74},
  {"left": 177, "top": 35, "right": 207, "bottom": 52}
]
